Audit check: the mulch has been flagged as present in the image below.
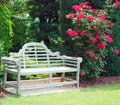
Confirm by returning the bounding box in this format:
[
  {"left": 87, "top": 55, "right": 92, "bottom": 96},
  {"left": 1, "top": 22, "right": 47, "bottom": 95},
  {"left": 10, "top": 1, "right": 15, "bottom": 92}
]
[
  {"left": 80, "top": 76, "right": 120, "bottom": 88},
  {"left": 0, "top": 76, "right": 120, "bottom": 99}
]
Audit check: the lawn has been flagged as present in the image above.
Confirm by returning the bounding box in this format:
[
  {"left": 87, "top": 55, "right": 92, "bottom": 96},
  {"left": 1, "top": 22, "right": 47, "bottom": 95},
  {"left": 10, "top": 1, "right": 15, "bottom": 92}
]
[{"left": 0, "top": 83, "right": 120, "bottom": 105}]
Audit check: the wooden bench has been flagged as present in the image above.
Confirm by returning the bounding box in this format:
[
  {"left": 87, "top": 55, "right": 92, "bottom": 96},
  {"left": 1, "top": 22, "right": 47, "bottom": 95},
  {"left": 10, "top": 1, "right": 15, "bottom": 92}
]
[{"left": 1, "top": 42, "right": 82, "bottom": 94}]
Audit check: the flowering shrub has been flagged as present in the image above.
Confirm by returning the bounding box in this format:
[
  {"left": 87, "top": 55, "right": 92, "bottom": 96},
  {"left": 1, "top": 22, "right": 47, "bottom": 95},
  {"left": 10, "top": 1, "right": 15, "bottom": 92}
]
[{"left": 66, "top": 1, "right": 119, "bottom": 79}]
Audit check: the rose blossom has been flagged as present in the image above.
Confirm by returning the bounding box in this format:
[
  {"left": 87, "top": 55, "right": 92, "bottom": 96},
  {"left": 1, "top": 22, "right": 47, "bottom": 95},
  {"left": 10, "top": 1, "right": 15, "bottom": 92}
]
[
  {"left": 66, "top": 13, "right": 74, "bottom": 19},
  {"left": 104, "top": 25, "right": 109, "bottom": 29},
  {"left": 108, "top": 30, "right": 113, "bottom": 34},
  {"left": 109, "top": 0, "right": 113, "bottom": 3},
  {"left": 91, "top": 38, "right": 97, "bottom": 44},
  {"left": 72, "top": 5, "right": 80, "bottom": 12},
  {"left": 80, "top": 72, "right": 84, "bottom": 76},
  {"left": 93, "top": 26, "right": 99, "bottom": 30},
  {"left": 89, "top": 53, "right": 95, "bottom": 58},
  {"left": 80, "top": 31, "right": 85, "bottom": 37},
  {"left": 66, "top": 29, "right": 78, "bottom": 37},
  {"left": 76, "top": 13, "right": 86, "bottom": 20},
  {"left": 86, "top": 50, "right": 90, "bottom": 55},
  {"left": 99, "top": 14, "right": 106, "bottom": 21},
  {"left": 105, "top": 35, "right": 113, "bottom": 43},
  {"left": 87, "top": 16, "right": 94, "bottom": 22},
  {"left": 100, "top": 69, "right": 104, "bottom": 72},
  {"left": 114, "top": 0, "right": 119, "bottom": 9},
  {"left": 114, "top": 49, "right": 119, "bottom": 55},
  {"left": 85, "top": 5, "right": 92, "bottom": 10},
  {"left": 98, "top": 55, "right": 102, "bottom": 60},
  {"left": 98, "top": 43, "right": 105, "bottom": 49},
  {"left": 94, "top": 33, "right": 100, "bottom": 40}
]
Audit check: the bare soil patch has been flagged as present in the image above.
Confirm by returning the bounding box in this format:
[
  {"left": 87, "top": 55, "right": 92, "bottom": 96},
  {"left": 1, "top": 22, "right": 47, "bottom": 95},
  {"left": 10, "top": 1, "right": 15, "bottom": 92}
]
[{"left": 0, "top": 76, "right": 120, "bottom": 99}]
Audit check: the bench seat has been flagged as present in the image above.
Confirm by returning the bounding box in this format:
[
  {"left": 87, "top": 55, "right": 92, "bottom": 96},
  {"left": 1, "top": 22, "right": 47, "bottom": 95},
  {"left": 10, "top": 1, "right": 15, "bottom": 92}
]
[{"left": 7, "top": 67, "right": 77, "bottom": 75}]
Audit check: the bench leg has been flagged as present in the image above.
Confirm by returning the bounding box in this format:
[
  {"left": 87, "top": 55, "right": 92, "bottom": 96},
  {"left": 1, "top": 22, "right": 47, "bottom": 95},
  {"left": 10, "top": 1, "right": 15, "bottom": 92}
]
[
  {"left": 61, "top": 72, "right": 65, "bottom": 82},
  {"left": 49, "top": 73, "right": 52, "bottom": 84},
  {"left": 3, "top": 70, "right": 7, "bottom": 88},
  {"left": 76, "top": 71, "right": 79, "bottom": 88},
  {"left": 17, "top": 74, "right": 21, "bottom": 95}
]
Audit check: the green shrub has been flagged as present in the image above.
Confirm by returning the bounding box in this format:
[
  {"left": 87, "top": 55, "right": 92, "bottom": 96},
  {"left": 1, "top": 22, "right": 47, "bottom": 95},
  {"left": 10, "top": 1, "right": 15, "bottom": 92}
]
[
  {"left": 0, "top": 4, "right": 13, "bottom": 56},
  {"left": 66, "top": 2, "right": 116, "bottom": 79},
  {"left": 103, "top": 0, "right": 120, "bottom": 76}
]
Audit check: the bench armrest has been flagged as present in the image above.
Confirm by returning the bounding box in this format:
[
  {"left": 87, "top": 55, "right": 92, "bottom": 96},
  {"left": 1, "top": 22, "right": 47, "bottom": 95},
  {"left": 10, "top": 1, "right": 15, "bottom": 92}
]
[
  {"left": 60, "top": 55, "right": 82, "bottom": 69},
  {"left": 1, "top": 57, "right": 20, "bottom": 66},
  {"left": 62, "top": 55, "right": 82, "bottom": 63}
]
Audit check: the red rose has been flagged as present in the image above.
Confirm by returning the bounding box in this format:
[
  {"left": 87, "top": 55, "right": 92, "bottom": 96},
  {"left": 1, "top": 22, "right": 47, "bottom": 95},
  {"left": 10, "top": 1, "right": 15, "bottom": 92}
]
[
  {"left": 80, "top": 72, "right": 84, "bottom": 77},
  {"left": 80, "top": 32, "right": 85, "bottom": 37},
  {"left": 93, "top": 26, "right": 99, "bottom": 31},
  {"left": 98, "top": 55, "right": 102, "bottom": 60},
  {"left": 114, "top": 49, "right": 119, "bottom": 55},
  {"left": 97, "top": 43, "right": 105, "bottom": 49},
  {"left": 72, "top": 5, "right": 80, "bottom": 12},
  {"left": 89, "top": 53, "right": 95, "bottom": 58},
  {"left": 94, "top": 33, "right": 100, "bottom": 40},
  {"left": 66, "top": 13, "right": 74, "bottom": 19},
  {"left": 108, "top": 30, "right": 113, "bottom": 34},
  {"left": 105, "top": 35, "right": 113, "bottom": 43},
  {"left": 66, "top": 29, "right": 78, "bottom": 37},
  {"left": 109, "top": 0, "right": 113, "bottom": 3},
  {"left": 87, "top": 16, "right": 94, "bottom": 22},
  {"left": 100, "top": 69, "right": 104, "bottom": 72},
  {"left": 91, "top": 38, "right": 97, "bottom": 44}
]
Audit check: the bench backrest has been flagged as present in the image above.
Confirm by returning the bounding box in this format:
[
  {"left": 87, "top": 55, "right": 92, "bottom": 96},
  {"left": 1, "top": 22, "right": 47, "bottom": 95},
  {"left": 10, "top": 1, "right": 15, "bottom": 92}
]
[{"left": 11, "top": 42, "right": 64, "bottom": 69}]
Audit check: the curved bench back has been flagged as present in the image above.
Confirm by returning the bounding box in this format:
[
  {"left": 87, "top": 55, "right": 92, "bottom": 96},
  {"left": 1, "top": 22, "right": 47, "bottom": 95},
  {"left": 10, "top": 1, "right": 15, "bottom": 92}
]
[
  {"left": 20, "top": 42, "right": 50, "bottom": 68},
  {"left": 11, "top": 42, "right": 63, "bottom": 69}
]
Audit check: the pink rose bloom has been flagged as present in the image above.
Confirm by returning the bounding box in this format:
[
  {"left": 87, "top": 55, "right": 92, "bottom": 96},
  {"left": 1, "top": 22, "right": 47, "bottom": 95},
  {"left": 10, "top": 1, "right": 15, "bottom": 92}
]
[
  {"left": 89, "top": 53, "right": 95, "bottom": 58},
  {"left": 104, "top": 25, "right": 109, "bottom": 29},
  {"left": 105, "top": 35, "right": 113, "bottom": 43},
  {"left": 93, "top": 26, "right": 99, "bottom": 31},
  {"left": 98, "top": 55, "right": 102, "bottom": 60},
  {"left": 87, "top": 16, "right": 94, "bottom": 22},
  {"left": 110, "top": 21, "right": 114, "bottom": 26},
  {"left": 86, "top": 50, "right": 90, "bottom": 55},
  {"left": 85, "top": 5, "right": 92, "bottom": 10},
  {"left": 66, "top": 13, "right": 74, "bottom": 19},
  {"left": 94, "top": 33, "right": 100, "bottom": 40},
  {"left": 108, "top": 30, "right": 113, "bottom": 34},
  {"left": 99, "top": 14, "right": 106, "bottom": 21},
  {"left": 69, "top": 30, "right": 78, "bottom": 37},
  {"left": 79, "top": 2, "right": 87, "bottom": 8},
  {"left": 100, "top": 69, "right": 104, "bottom": 72},
  {"left": 91, "top": 38, "right": 97, "bottom": 44},
  {"left": 114, "top": 1, "right": 119, "bottom": 9},
  {"left": 76, "top": 13, "right": 86, "bottom": 20},
  {"left": 80, "top": 31, "right": 85, "bottom": 37},
  {"left": 114, "top": 49, "right": 119, "bottom": 55},
  {"left": 80, "top": 72, "right": 84, "bottom": 77},
  {"left": 98, "top": 43, "right": 105, "bottom": 49},
  {"left": 109, "top": 0, "right": 113, "bottom": 2},
  {"left": 72, "top": 5, "right": 80, "bottom": 12},
  {"left": 66, "top": 29, "right": 71, "bottom": 35}
]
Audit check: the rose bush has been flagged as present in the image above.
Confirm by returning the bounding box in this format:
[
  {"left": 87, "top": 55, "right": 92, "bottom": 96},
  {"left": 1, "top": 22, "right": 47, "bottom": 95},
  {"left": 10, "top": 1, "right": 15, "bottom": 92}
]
[{"left": 66, "top": 1, "right": 119, "bottom": 79}]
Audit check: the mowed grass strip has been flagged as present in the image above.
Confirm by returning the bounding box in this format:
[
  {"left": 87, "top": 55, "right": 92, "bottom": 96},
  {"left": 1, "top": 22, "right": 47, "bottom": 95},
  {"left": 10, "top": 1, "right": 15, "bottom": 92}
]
[{"left": 1, "top": 83, "right": 120, "bottom": 105}]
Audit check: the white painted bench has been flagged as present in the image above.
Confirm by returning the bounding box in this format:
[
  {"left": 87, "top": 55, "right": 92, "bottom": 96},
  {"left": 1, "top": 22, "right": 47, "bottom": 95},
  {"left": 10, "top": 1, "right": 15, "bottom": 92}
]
[{"left": 1, "top": 42, "right": 82, "bottom": 94}]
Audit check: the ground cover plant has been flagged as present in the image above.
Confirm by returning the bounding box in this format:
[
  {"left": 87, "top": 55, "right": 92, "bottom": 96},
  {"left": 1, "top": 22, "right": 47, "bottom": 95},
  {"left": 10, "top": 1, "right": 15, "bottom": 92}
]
[{"left": 0, "top": 83, "right": 120, "bottom": 105}]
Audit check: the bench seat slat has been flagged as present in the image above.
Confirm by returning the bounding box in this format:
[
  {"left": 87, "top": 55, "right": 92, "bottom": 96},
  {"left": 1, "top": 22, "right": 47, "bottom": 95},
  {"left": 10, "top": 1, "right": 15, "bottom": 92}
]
[{"left": 7, "top": 67, "right": 77, "bottom": 75}]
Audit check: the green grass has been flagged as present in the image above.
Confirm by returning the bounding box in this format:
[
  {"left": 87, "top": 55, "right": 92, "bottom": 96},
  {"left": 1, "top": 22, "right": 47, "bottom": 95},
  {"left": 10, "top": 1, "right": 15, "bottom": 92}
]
[{"left": 1, "top": 83, "right": 120, "bottom": 105}]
